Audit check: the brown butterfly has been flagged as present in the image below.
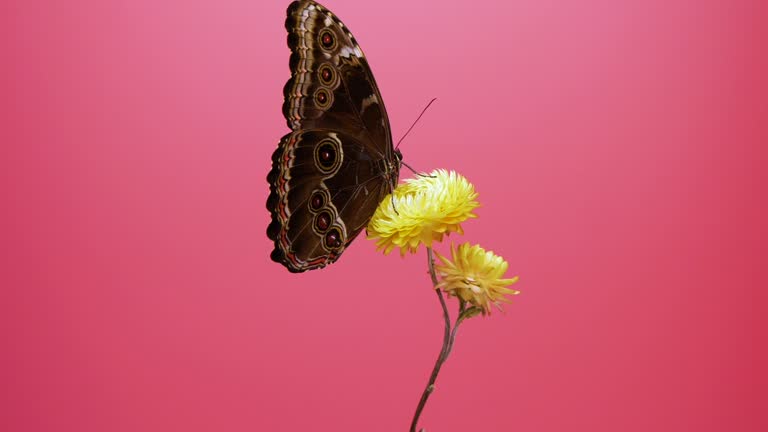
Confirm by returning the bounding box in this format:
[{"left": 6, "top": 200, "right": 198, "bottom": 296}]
[{"left": 267, "top": 1, "right": 401, "bottom": 272}]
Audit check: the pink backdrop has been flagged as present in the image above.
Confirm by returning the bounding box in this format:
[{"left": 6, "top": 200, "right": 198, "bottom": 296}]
[{"left": 2, "top": 0, "right": 766, "bottom": 431}]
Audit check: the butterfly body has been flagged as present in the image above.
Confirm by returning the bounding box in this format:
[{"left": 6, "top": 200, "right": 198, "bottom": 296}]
[{"left": 267, "top": 1, "right": 400, "bottom": 272}]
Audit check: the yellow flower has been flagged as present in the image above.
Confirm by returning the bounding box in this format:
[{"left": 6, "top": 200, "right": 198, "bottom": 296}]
[
  {"left": 367, "top": 170, "right": 479, "bottom": 255},
  {"left": 435, "top": 243, "right": 520, "bottom": 314}
]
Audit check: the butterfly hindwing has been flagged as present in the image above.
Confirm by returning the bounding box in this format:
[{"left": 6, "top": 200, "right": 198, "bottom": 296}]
[
  {"left": 268, "top": 1, "right": 399, "bottom": 272},
  {"left": 267, "top": 129, "right": 392, "bottom": 272}
]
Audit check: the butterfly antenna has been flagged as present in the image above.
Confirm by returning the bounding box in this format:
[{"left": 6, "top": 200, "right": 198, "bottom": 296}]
[{"left": 395, "top": 98, "right": 437, "bottom": 150}]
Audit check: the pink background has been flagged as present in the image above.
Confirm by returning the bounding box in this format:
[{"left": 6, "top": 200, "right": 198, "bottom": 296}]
[{"left": 2, "top": 0, "right": 767, "bottom": 430}]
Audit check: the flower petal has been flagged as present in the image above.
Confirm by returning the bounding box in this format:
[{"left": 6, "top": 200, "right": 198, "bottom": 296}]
[{"left": 367, "top": 170, "right": 479, "bottom": 255}]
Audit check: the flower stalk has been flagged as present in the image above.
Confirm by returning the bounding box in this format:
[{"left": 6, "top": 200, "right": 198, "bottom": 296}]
[{"left": 410, "top": 248, "right": 478, "bottom": 432}]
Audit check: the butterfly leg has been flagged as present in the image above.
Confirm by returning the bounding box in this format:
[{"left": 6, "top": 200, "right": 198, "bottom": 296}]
[{"left": 401, "top": 161, "right": 435, "bottom": 178}]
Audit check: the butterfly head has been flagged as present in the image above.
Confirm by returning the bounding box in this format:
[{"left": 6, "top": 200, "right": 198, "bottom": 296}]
[{"left": 393, "top": 149, "right": 403, "bottom": 183}]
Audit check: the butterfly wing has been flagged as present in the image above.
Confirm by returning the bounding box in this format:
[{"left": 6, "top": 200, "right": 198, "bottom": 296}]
[{"left": 267, "top": 0, "right": 399, "bottom": 272}]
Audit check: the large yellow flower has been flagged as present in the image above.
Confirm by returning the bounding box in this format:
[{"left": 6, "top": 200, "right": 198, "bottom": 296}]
[
  {"left": 367, "top": 170, "right": 479, "bottom": 255},
  {"left": 435, "top": 243, "right": 520, "bottom": 314}
]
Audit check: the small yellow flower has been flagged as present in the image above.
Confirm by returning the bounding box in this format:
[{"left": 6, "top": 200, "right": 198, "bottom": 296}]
[
  {"left": 435, "top": 243, "right": 520, "bottom": 314},
  {"left": 367, "top": 170, "right": 479, "bottom": 255}
]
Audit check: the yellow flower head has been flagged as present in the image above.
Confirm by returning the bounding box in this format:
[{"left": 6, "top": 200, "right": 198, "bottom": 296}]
[
  {"left": 435, "top": 243, "right": 520, "bottom": 314},
  {"left": 367, "top": 170, "right": 479, "bottom": 256}
]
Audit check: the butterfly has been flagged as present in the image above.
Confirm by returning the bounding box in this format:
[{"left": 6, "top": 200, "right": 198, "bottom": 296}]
[{"left": 267, "top": 1, "right": 401, "bottom": 272}]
